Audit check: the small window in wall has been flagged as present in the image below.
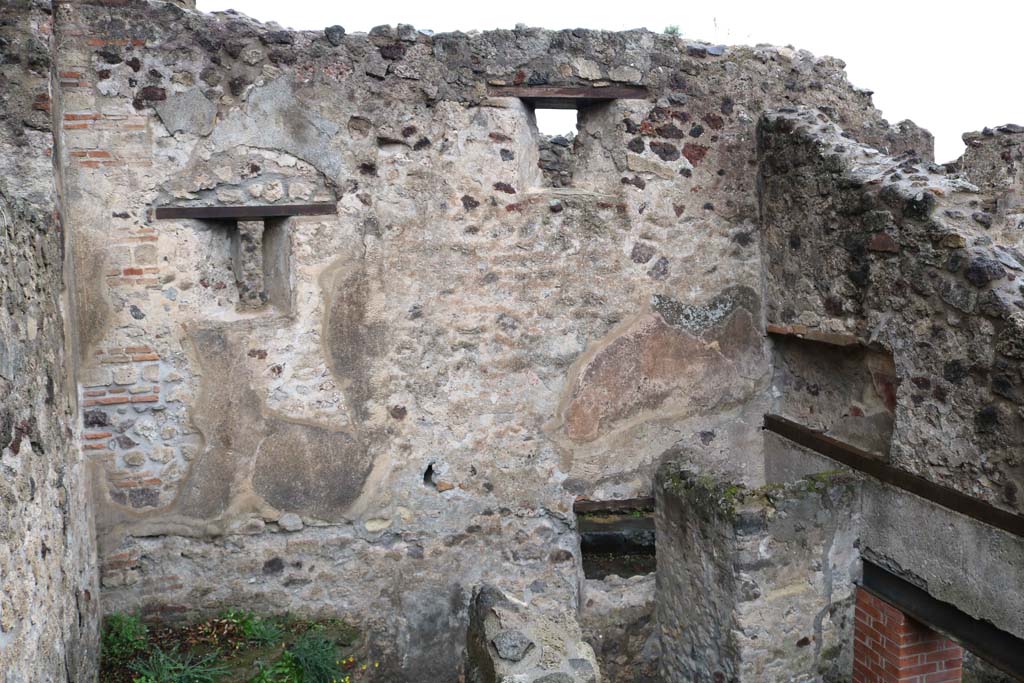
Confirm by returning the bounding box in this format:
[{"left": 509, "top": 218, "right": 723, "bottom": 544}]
[
  {"left": 575, "top": 498, "right": 656, "bottom": 579},
  {"left": 534, "top": 108, "right": 579, "bottom": 137},
  {"left": 488, "top": 85, "right": 649, "bottom": 189},
  {"left": 533, "top": 109, "right": 579, "bottom": 187},
  {"left": 153, "top": 203, "right": 334, "bottom": 314},
  {"left": 227, "top": 218, "right": 292, "bottom": 313}
]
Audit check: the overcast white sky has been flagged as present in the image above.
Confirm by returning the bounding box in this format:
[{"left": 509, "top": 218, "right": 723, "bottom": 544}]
[{"left": 196, "top": 0, "right": 1020, "bottom": 163}]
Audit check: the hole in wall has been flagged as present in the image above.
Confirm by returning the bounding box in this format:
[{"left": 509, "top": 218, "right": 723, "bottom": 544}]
[
  {"left": 532, "top": 108, "right": 580, "bottom": 188},
  {"left": 575, "top": 498, "right": 656, "bottom": 580},
  {"left": 534, "top": 108, "right": 579, "bottom": 137},
  {"left": 423, "top": 462, "right": 436, "bottom": 488}
]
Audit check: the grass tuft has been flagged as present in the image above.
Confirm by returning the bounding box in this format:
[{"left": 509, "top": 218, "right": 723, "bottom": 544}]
[
  {"left": 129, "top": 646, "right": 229, "bottom": 683},
  {"left": 287, "top": 628, "right": 341, "bottom": 683},
  {"left": 100, "top": 609, "right": 364, "bottom": 683}
]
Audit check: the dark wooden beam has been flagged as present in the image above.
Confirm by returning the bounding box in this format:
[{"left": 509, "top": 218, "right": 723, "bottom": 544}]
[
  {"left": 862, "top": 561, "right": 1024, "bottom": 679},
  {"left": 488, "top": 85, "right": 649, "bottom": 109},
  {"left": 153, "top": 203, "right": 337, "bottom": 220},
  {"left": 573, "top": 496, "right": 655, "bottom": 514},
  {"left": 763, "top": 413, "right": 1024, "bottom": 538}
]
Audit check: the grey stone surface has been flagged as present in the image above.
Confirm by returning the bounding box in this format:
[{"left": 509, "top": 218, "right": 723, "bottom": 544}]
[
  {"left": 276, "top": 512, "right": 303, "bottom": 531},
  {"left": 656, "top": 457, "right": 861, "bottom": 682},
  {"left": 466, "top": 585, "right": 599, "bottom": 683},
  {"left": 764, "top": 431, "right": 838, "bottom": 485},
  {"left": 580, "top": 574, "right": 659, "bottom": 683},
  {"left": 535, "top": 674, "right": 575, "bottom": 683},
  {"left": 0, "top": 2, "right": 99, "bottom": 680},
  {"left": 154, "top": 88, "right": 218, "bottom": 135},
  {"left": 859, "top": 476, "right": 1024, "bottom": 639},
  {"left": 759, "top": 108, "right": 1024, "bottom": 516},
  {"left": 492, "top": 629, "right": 534, "bottom": 661},
  {"left": 759, "top": 108, "right": 1024, "bottom": 637},
  {"left": 231, "top": 220, "right": 267, "bottom": 309},
  {"left": 324, "top": 25, "right": 346, "bottom": 47}
]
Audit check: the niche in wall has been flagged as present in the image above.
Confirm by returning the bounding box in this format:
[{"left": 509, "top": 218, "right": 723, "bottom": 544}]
[
  {"left": 769, "top": 333, "right": 899, "bottom": 459},
  {"left": 155, "top": 203, "right": 332, "bottom": 314},
  {"left": 574, "top": 497, "right": 656, "bottom": 580}
]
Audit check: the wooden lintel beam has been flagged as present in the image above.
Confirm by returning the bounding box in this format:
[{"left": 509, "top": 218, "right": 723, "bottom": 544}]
[
  {"left": 573, "top": 496, "right": 655, "bottom": 514},
  {"left": 763, "top": 413, "right": 1024, "bottom": 538},
  {"left": 153, "top": 203, "right": 337, "bottom": 220},
  {"left": 488, "top": 85, "right": 649, "bottom": 108}
]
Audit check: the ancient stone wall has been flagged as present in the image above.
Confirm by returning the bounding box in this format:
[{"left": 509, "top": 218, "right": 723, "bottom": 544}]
[
  {"left": 759, "top": 108, "right": 1024, "bottom": 515},
  {"left": 958, "top": 124, "right": 1024, "bottom": 250},
  {"left": 580, "top": 574, "right": 659, "bottom": 683},
  {"left": 42, "top": 0, "right": 939, "bottom": 677},
  {"left": 655, "top": 458, "right": 861, "bottom": 682},
  {"left": 0, "top": 1, "right": 99, "bottom": 680},
  {"left": 4, "top": 0, "right": 1024, "bottom": 678},
  {"left": 757, "top": 107, "right": 1024, "bottom": 646},
  {"left": 465, "top": 584, "right": 600, "bottom": 683},
  {"left": 2, "top": 0, "right": 1003, "bottom": 678}
]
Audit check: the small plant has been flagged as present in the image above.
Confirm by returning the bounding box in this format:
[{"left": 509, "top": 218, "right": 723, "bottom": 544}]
[
  {"left": 221, "top": 609, "right": 283, "bottom": 646},
  {"left": 664, "top": 25, "right": 680, "bottom": 36},
  {"left": 129, "top": 646, "right": 228, "bottom": 683},
  {"left": 252, "top": 628, "right": 343, "bottom": 683},
  {"left": 220, "top": 609, "right": 257, "bottom": 631},
  {"left": 103, "top": 613, "right": 149, "bottom": 664},
  {"left": 287, "top": 628, "right": 341, "bottom": 683},
  {"left": 246, "top": 618, "right": 284, "bottom": 646},
  {"left": 252, "top": 654, "right": 300, "bottom": 683}
]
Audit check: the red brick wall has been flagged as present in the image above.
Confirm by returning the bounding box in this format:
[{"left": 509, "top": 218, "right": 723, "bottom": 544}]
[{"left": 854, "top": 588, "right": 964, "bottom": 683}]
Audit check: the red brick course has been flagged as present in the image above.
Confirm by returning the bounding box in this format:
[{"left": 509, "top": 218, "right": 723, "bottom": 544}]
[{"left": 854, "top": 588, "right": 963, "bottom": 683}]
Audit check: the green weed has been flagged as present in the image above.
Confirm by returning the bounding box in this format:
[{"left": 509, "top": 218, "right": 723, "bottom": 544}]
[
  {"left": 102, "top": 613, "right": 149, "bottom": 664},
  {"left": 129, "top": 646, "right": 228, "bottom": 683},
  {"left": 287, "top": 628, "right": 340, "bottom": 683},
  {"left": 221, "top": 609, "right": 283, "bottom": 646}
]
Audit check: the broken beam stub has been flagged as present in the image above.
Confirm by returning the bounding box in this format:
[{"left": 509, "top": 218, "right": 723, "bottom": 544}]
[
  {"left": 487, "top": 85, "right": 649, "bottom": 109},
  {"left": 153, "top": 203, "right": 336, "bottom": 220}
]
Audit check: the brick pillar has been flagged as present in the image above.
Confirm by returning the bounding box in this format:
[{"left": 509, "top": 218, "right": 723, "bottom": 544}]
[{"left": 854, "top": 588, "right": 964, "bottom": 683}]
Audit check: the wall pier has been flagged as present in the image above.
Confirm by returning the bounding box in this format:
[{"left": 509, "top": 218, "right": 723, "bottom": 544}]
[{"left": 854, "top": 589, "right": 963, "bottom": 683}]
